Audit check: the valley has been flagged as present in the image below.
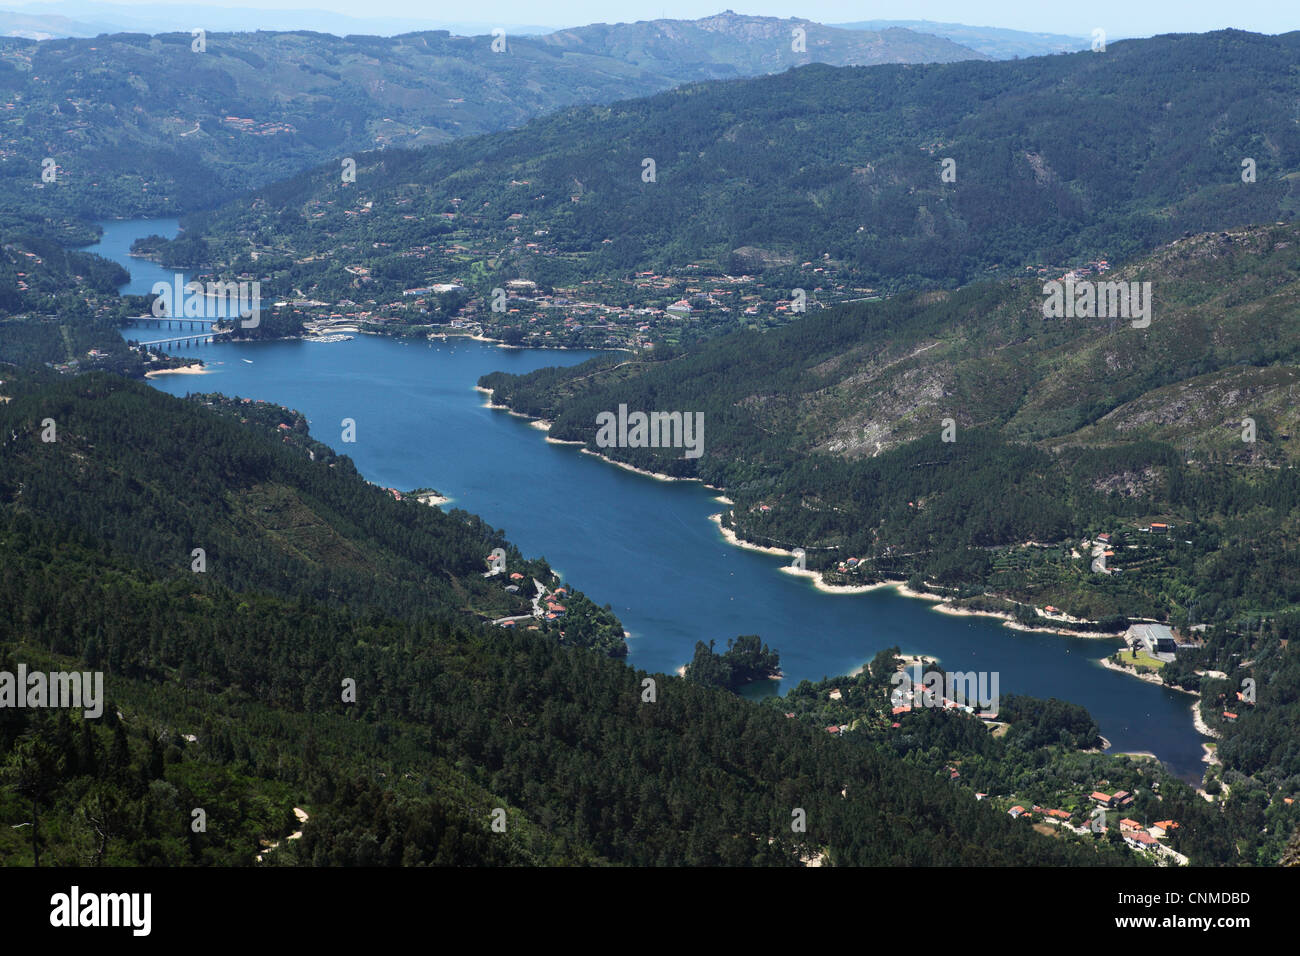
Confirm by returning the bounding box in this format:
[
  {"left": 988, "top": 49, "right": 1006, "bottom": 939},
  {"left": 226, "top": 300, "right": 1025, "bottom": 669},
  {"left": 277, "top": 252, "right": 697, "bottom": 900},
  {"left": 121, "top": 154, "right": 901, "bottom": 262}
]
[{"left": 0, "top": 9, "right": 1297, "bottom": 891}]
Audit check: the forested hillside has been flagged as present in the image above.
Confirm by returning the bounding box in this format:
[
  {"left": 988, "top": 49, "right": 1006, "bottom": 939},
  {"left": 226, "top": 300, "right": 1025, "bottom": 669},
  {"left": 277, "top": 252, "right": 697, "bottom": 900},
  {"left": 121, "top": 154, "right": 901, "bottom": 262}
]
[
  {"left": 0, "top": 220, "right": 165, "bottom": 376},
  {"left": 0, "top": 370, "right": 1130, "bottom": 866},
  {"left": 480, "top": 222, "right": 1300, "bottom": 627},
  {"left": 0, "top": 15, "right": 979, "bottom": 220},
  {"left": 164, "top": 30, "right": 1300, "bottom": 295}
]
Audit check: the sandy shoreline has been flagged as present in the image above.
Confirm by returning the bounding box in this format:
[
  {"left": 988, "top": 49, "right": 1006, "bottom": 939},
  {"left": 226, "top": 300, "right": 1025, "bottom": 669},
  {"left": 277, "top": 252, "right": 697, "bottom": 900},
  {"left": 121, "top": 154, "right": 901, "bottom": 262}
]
[
  {"left": 1004, "top": 619, "right": 1122, "bottom": 637},
  {"left": 485, "top": 385, "right": 1136, "bottom": 639},
  {"left": 580, "top": 447, "right": 699, "bottom": 483},
  {"left": 145, "top": 363, "right": 206, "bottom": 378},
  {"left": 438, "top": 330, "right": 632, "bottom": 352},
  {"left": 1190, "top": 702, "right": 1221, "bottom": 740},
  {"left": 890, "top": 581, "right": 1121, "bottom": 637},
  {"left": 709, "top": 513, "right": 794, "bottom": 557},
  {"left": 777, "top": 562, "right": 896, "bottom": 595},
  {"left": 708, "top": 515, "right": 894, "bottom": 594},
  {"left": 710, "top": 515, "right": 1134, "bottom": 623},
  {"left": 1098, "top": 655, "right": 1198, "bottom": 695},
  {"left": 479, "top": 388, "right": 702, "bottom": 482},
  {"left": 475, "top": 385, "right": 543, "bottom": 419},
  {"left": 475, "top": 387, "right": 535, "bottom": 416}
]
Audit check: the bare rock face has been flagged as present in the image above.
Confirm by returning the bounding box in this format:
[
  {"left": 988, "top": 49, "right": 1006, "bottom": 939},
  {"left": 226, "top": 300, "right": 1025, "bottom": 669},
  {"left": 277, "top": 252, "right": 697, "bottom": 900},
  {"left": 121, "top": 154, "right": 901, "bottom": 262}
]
[{"left": 696, "top": 11, "right": 802, "bottom": 40}]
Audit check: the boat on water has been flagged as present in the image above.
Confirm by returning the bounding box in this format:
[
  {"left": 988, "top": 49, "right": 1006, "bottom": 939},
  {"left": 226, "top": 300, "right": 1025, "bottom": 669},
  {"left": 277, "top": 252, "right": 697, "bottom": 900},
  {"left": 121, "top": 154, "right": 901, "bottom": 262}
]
[{"left": 241, "top": 359, "right": 253, "bottom": 364}]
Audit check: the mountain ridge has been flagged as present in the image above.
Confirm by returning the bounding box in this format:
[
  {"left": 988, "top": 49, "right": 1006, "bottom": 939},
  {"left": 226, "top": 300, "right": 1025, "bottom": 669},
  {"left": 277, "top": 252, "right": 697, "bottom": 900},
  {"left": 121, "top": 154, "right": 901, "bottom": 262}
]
[
  {"left": 0, "top": 15, "right": 982, "bottom": 219},
  {"left": 159, "top": 29, "right": 1300, "bottom": 304}
]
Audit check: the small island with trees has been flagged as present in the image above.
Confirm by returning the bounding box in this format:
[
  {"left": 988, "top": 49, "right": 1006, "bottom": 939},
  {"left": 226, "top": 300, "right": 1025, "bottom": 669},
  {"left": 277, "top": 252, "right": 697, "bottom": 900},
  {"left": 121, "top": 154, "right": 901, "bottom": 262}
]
[{"left": 684, "top": 635, "right": 782, "bottom": 691}]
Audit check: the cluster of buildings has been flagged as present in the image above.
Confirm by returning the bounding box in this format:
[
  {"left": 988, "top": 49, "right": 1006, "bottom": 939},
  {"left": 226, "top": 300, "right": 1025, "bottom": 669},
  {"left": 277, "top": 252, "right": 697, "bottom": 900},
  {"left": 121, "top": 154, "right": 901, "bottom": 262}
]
[
  {"left": 1000, "top": 790, "right": 1181, "bottom": 854},
  {"left": 1030, "top": 258, "right": 1111, "bottom": 283},
  {"left": 222, "top": 116, "right": 296, "bottom": 136},
  {"left": 273, "top": 187, "right": 878, "bottom": 348}
]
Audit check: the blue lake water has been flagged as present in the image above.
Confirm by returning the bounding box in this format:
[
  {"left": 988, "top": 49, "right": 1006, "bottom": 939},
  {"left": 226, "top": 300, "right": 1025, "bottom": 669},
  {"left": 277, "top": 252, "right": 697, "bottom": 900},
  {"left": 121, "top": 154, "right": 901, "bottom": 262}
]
[{"left": 101, "top": 219, "right": 1210, "bottom": 783}]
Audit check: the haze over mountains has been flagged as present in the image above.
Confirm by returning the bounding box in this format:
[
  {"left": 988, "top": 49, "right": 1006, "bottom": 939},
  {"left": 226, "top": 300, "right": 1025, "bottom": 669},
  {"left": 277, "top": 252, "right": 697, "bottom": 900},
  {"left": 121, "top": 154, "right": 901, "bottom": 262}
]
[
  {"left": 0, "top": 2, "right": 1090, "bottom": 58},
  {"left": 832, "top": 19, "right": 1088, "bottom": 58},
  {"left": 0, "top": 12, "right": 990, "bottom": 218},
  {"left": 0, "top": 1, "right": 561, "bottom": 39}
]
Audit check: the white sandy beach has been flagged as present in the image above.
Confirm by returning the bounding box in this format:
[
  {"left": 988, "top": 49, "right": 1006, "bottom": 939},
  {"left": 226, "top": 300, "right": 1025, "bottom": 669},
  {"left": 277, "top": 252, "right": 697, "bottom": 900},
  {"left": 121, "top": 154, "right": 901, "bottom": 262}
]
[
  {"left": 476, "top": 385, "right": 542, "bottom": 417},
  {"left": 893, "top": 582, "right": 1122, "bottom": 637},
  {"left": 145, "top": 363, "right": 207, "bottom": 378},
  {"left": 480, "top": 387, "right": 704, "bottom": 480},
  {"left": 582, "top": 447, "right": 696, "bottom": 482},
  {"left": 710, "top": 513, "right": 795, "bottom": 556},
  {"left": 777, "top": 562, "right": 895, "bottom": 595}
]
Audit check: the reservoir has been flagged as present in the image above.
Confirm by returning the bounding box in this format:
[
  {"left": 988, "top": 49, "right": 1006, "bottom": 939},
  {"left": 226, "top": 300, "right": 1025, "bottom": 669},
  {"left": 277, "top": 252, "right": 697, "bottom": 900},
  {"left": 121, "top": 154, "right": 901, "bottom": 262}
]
[{"left": 103, "top": 218, "right": 1210, "bottom": 782}]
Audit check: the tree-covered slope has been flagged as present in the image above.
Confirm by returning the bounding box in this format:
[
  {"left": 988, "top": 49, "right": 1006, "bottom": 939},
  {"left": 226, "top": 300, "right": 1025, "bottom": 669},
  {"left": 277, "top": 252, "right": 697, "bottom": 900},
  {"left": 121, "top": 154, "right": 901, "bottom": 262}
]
[
  {"left": 0, "top": 15, "right": 980, "bottom": 220},
  {"left": 479, "top": 222, "right": 1300, "bottom": 625},
  {"left": 167, "top": 30, "right": 1300, "bottom": 292},
  {"left": 0, "top": 371, "right": 1130, "bottom": 866}
]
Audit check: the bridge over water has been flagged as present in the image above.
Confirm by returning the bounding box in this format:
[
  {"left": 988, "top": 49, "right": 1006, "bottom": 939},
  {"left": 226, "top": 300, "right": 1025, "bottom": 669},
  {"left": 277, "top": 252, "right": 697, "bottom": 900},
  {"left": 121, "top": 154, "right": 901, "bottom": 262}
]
[
  {"left": 129, "top": 315, "right": 225, "bottom": 330},
  {"left": 125, "top": 316, "right": 233, "bottom": 349}
]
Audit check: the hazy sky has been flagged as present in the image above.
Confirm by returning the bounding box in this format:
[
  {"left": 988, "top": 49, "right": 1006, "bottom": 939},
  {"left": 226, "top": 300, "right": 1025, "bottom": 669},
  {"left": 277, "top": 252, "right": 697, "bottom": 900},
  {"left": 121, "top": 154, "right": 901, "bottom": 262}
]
[{"left": 16, "top": 1, "right": 1297, "bottom": 36}]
